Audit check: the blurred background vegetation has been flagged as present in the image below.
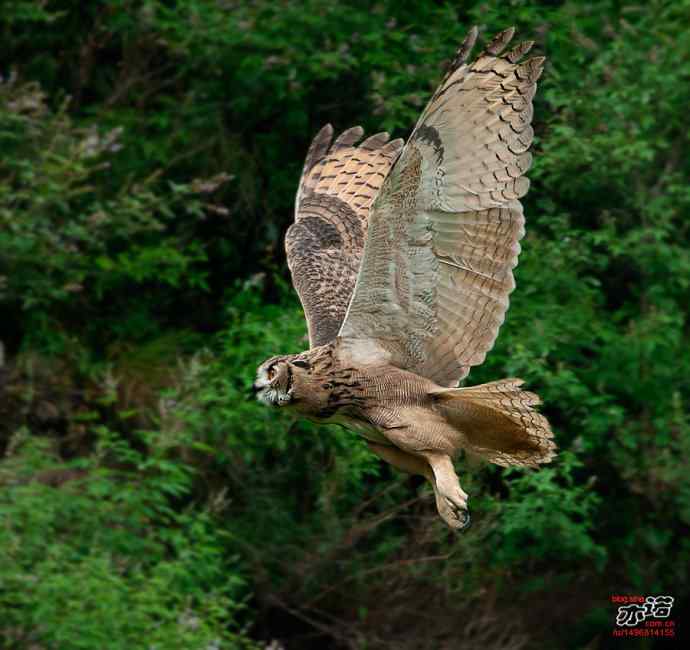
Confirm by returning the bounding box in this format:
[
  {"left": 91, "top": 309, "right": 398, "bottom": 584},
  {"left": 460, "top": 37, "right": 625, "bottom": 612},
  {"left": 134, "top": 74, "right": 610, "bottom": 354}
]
[{"left": 1, "top": 1, "right": 689, "bottom": 648}]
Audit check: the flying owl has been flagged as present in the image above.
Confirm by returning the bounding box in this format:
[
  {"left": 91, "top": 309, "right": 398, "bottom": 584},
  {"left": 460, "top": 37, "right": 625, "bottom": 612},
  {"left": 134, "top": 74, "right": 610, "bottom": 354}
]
[{"left": 253, "top": 26, "right": 556, "bottom": 530}]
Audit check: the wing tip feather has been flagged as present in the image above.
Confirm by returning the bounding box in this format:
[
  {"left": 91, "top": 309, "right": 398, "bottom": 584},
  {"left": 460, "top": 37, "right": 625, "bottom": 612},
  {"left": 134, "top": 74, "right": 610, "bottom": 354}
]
[
  {"left": 485, "top": 26, "right": 516, "bottom": 56},
  {"left": 360, "top": 131, "right": 391, "bottom": 150},
  {"left": 334, "top": 125, "right": 365, "bottom": 148},
  {"left": 458, "top": 25, "right": 479, "bottom": 63},
  {"left": 507, "top": 40, "right": 534, "bottom": 63},
  {"left": 383, "top": 137, "right": 405, "bottom": 156},
  {"left": 443, "top": 25, "right": 479, "bottom": 79},
  {"left": 526, "top": 56, "right": 547, "bottom": 82},
  {"left": 303, "top": 123, "right": 334, "bottom": 171},
  {"left": 318, "top": 122, "right": 334, "bottom": 138}
]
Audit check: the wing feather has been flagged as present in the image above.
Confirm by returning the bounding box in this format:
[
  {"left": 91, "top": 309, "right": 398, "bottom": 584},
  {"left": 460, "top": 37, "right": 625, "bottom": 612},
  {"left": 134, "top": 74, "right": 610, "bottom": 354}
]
[
  {"left": 339, "top": 27, "right": 543, "bottom": 385},
  {"left": 286, "top": 126, "right": 403, "bottom": 347}
]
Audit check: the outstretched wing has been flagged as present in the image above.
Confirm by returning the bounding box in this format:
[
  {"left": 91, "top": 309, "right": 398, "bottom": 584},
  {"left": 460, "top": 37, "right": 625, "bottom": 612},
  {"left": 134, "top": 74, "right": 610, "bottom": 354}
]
[
  {"left": 286, "top": 125, "right": 403, "bottom": 347},
  {"left": 339, "top": 27, "right": 544, "bottom": 386}
]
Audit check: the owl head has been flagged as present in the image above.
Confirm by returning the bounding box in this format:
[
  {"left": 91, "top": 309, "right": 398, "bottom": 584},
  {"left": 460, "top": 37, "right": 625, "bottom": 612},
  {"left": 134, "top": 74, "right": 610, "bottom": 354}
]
[{"left": 253, "top": 355, "right": 309, "bottom": 407}]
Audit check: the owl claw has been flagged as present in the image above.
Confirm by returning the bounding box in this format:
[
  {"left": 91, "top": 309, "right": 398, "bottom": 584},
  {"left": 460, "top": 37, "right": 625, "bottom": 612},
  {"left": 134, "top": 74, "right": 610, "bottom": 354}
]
[
  {"left": 447, "top": 500, "right": 470, "bottom": 531},
  {"left": 436, "top": 491, "right": 470, "bottom": 531},
  {"left": 458, "top": 508, "right": 471, "bottom": 531}
]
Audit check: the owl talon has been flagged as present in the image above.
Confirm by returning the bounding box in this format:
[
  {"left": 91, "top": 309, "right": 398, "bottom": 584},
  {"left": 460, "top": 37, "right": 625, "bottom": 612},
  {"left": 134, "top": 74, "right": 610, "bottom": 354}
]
[
  {"left": 448, "top": 502, "right": 470, "bottom": 531},
  {"left": 458, "top": 508, "right": 471, "bottom": 531},
  {"left": 437, "top": 492, "right": 470, "bottom": 531}
]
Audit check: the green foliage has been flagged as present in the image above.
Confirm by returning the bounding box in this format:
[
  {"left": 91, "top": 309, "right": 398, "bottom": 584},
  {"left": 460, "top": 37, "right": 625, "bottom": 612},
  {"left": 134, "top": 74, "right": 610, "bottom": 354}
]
[
  {"left": 1, "top": 0, "right": 689, "bottom": 648},
  {"left": 0, "top": 74, "right": 228, "bottom": 348},
  {"left": 0, "top": 428, "right": 255, "bottom": 650},
  {"left": 492, "top": 452, "right": 605, "bottom": 568}
]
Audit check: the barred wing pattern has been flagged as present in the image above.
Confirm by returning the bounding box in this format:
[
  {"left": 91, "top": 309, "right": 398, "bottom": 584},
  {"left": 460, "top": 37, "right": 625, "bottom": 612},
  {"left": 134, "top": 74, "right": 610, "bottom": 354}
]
[
  {"left": 340, "top": 27, "right": 544, "bottom": 386},
  {"left": 286, "top": 125, "right": 404, "bottom": 347}
]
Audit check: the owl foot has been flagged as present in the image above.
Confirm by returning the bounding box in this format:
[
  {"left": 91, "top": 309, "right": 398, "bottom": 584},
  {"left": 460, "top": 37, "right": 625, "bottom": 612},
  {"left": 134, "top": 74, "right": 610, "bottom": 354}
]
[
  {"left": 448, "top": 500, "right": 471, "bottom": 531},
  {"left": 437, "top": 491, "right": 470, "bottom": 531},
  {"left": 423, "top": 453, "right": 470, "bottom": 531}
]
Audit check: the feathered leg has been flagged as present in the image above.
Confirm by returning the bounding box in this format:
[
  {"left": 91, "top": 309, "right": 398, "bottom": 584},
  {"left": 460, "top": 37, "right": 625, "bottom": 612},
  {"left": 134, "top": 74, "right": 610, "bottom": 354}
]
[
  {"left": 421, "top": 452, "right": 470, "bottom": 530},
  {"left": 367, "top": 442, "right": 470, "bottom": 531},
  {"left": 367, "top": 442, "right": 433, "bottom": 480}
]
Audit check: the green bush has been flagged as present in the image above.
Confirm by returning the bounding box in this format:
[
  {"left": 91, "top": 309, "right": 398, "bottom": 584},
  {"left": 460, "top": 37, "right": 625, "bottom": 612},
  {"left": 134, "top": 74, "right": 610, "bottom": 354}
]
[
  {"left": 0, "top": 75, "right": 228, "bottom": 349},
  {"left": 0, "top": 428, "right": 255, "bottom": 650}
]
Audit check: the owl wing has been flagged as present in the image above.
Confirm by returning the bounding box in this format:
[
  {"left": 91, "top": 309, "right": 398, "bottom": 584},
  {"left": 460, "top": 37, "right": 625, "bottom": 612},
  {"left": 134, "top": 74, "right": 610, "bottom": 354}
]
[
  {"left": 339, "top": 27, "right": 544, "bottom": 386},
  {"left": 286, "top": 125, "right": 404, "bottom": 347}
]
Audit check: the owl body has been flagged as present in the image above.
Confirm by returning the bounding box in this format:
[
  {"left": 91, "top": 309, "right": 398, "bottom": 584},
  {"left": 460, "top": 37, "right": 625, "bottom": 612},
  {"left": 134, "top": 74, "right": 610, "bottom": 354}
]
[
  {"left": 253, "top": 27, "right": 557, "bottom": 530},
  {"left": 255, "top": 340, "right": 433, "bottom": 433},
  {"left": 306, "top": 342, "right": 441, "bottom": 441}
]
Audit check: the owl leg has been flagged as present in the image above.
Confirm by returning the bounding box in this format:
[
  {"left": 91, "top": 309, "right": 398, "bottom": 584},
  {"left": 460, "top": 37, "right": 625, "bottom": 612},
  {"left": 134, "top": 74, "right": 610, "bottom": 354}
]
[
  {"left": 367, "top": 443, "right": 470, "bottom": 531},
  {"left": 419, "top": 452, "right": 470, "bottom": 531},
  {"left": 366, "top": 442, "right": 433, "bottom": 480}
]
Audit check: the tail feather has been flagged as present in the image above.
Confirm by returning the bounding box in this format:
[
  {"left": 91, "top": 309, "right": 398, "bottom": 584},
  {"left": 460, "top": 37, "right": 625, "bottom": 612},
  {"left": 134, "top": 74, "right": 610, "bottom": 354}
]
[{"left": 431, "top": 378, "right": 556, "bottom": 468}]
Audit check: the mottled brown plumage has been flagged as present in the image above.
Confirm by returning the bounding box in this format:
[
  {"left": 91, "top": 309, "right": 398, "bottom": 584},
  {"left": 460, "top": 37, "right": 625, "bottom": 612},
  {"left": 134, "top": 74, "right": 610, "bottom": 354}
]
[
  {"left": 287, "top": 125, "right": 404, "bottom": 346},
  {"left": 254, "top": 27, "right": 556, "bottom": 530}
]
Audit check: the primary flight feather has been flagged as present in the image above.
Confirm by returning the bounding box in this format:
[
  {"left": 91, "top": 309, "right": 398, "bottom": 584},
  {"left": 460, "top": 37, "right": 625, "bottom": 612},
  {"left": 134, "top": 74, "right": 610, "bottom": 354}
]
[{"left": 253, "top": 26, "right": 556, "bottom": 530}]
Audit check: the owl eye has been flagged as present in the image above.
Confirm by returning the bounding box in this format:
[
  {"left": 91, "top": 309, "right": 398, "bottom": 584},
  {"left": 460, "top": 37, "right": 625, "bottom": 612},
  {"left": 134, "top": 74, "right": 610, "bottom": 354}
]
[{"left": 267, "top": 366, "right": 276, "bottom": 380}]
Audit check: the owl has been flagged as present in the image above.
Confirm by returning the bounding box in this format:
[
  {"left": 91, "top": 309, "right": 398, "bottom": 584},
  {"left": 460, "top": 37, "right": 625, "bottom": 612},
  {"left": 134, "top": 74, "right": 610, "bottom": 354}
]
[{"left": 253, "top": 27, "right": 556, "bottom": 530}]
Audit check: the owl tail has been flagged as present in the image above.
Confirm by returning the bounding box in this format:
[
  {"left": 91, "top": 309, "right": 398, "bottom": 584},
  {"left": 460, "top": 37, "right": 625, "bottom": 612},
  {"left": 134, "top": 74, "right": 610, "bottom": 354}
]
[{"left": 431, "top": 378, "right": 556, "bottom": 468}]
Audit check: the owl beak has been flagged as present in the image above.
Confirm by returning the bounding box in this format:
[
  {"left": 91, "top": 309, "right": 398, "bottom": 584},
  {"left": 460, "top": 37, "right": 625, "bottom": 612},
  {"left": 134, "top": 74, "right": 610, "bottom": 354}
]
[{"left": 248, "top": 383, "right": 260, "bottom": 400}]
